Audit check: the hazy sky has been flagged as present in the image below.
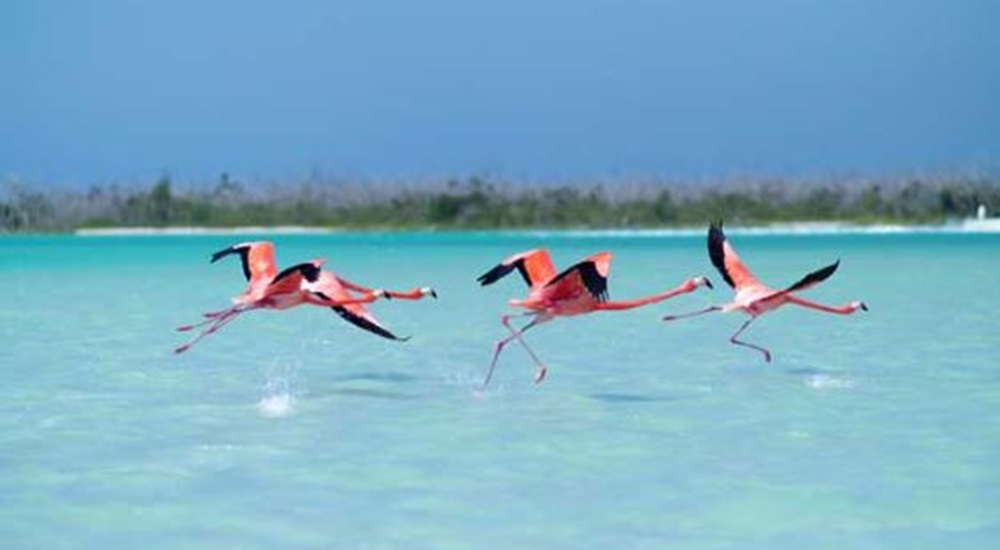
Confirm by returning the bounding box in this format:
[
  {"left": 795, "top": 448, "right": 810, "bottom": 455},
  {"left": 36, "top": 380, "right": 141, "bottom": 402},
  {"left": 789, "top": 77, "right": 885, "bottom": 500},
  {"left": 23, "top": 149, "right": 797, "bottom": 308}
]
[{"left": 2, "top": 1, "right": 998, "bottom": 186}]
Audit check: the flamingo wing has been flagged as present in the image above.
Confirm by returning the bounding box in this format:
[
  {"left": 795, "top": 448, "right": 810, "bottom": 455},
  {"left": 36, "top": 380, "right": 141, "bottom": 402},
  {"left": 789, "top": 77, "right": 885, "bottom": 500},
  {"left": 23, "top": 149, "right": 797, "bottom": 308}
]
[
  {"left": 267, "top": 261, "right": 322, "bottom": 295},
  {"left": 331, "top": 305, "right": 408, "bottom": 341},
  {"left": 783, "top": 260, "right": 840, "bottom": 293},
  {"left": 754, "top": 260, "right": 841, "bottom": 304},
  {"left": 308, "top": 272, "right": 407, "bottom": 341},
  {"left": 211, "top": 241, "right": 278, "bottom": 284},
  {"left": 708, "top": 222, "right": 760, "bottom": 290},
  {"left": 544, "top": 252, "right": 610, "bottom": 302},
  {"left": 477, "top": 249, "right": 557, "bottom": 288}
]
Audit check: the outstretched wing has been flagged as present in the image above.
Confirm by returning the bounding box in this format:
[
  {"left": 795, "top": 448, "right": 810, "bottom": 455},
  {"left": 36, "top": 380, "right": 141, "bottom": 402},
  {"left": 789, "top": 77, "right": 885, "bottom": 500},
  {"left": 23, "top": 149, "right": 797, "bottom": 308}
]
[
  {"left": 544, "top": 251, "right": 610, "bottom": 302},
  {"left": 331, "top": 305, "right": 408, "bottom": 341},
  {"left": 783, "top": 260, "right": 839, "bottom": 293},
  {"left": 477, "top": 249, "right": 557, "bottom": 288},
  {"left": 708, "top": 221, "right": 759, "bottom": 290},
  {"left": 308, "top": 272, "right": 408, "bottom": 341},
  {"left": 267, "top": 261, "right": 322, "bottom": 295},
  {"left": 211, "top": 241, "right": 277, "bottom": 284}
]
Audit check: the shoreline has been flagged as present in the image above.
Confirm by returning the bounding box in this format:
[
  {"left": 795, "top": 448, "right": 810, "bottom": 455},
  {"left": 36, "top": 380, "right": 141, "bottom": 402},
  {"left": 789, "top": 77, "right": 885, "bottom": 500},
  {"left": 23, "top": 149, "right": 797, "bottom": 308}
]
[
  {"left": 67, "top": 219, "right": 1000, "bottom": 237},
  {"left": 74, "top": 225, "right": 345, "bottom": 236}
]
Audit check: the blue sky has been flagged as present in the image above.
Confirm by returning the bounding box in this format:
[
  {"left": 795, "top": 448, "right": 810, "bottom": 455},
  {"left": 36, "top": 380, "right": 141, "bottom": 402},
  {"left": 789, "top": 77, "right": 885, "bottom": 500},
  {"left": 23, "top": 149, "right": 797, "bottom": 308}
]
[{"left": 2, "top": 1, "right": 998, "bottom": 186}]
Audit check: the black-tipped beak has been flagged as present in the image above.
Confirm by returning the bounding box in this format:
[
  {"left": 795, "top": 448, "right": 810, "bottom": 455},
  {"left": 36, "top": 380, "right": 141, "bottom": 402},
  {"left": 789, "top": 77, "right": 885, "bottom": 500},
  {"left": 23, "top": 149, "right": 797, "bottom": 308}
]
[
  {"left": 860, "top": 302, "right": 869, "bottom": 312},
  {"left": 430, "top": 289, "right": 438, "bottom": 299},
  {"left": 704, "top": 278, "right": 714, "bottom": 290}
]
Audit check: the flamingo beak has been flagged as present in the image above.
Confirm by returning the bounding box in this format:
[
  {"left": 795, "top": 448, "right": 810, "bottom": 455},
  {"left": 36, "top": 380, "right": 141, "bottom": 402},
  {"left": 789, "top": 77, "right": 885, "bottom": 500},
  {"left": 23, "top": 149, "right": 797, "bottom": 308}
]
[
  {"left": 860, "top": 302, "right": 869, "bottom": 312},
  {"left": 702, "top": 277, "right": 714, "bottom": 290}
]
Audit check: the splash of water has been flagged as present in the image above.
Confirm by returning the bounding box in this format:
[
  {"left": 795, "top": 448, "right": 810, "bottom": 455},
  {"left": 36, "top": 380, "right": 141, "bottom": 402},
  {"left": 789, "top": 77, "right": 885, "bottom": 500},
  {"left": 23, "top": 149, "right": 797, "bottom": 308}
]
[
  {"left": 257, "top": 391, "right": 295, "bottom": 417},
  {"left": 804, "top": 373, "right": 856, "bottom": 390},
  {"left": 257, "top": 357, "right": 299, "bottom": 418}
]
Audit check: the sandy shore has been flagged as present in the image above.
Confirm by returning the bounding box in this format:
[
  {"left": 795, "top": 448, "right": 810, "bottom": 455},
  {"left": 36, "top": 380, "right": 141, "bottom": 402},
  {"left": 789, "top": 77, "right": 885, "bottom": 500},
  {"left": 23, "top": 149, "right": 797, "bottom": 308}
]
[
  {"left": 72, "top": 220, "right": 1000, "bottom": 237},
  {"left": 75, "top": 226, "right": 343, "bottom": 236}
]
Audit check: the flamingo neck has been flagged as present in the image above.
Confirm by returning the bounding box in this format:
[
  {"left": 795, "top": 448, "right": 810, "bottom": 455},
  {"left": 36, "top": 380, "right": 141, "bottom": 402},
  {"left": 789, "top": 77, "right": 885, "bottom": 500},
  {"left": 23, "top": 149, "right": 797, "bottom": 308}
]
[{"left": 597, "top": 284, "right": 693, "bottom": 311}]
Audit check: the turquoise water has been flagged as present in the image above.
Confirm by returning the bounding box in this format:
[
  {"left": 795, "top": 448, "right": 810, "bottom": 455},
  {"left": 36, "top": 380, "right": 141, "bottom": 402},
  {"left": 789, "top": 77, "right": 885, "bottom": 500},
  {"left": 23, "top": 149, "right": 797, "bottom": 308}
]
[{"left": 2, "top": 231, "right": 999, "bottom": 549}]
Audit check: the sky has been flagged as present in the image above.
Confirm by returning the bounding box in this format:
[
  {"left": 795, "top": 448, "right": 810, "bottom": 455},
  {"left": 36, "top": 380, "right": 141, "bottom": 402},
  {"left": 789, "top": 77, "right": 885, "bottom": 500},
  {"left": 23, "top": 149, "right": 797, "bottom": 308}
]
[{"left": 2, "top": 1, "right": 999, "bottom": 187}]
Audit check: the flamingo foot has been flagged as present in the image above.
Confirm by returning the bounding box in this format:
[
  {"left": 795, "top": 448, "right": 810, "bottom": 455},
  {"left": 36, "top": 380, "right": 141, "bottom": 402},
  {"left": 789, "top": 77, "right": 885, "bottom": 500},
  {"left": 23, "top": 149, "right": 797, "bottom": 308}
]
[
  {"left": 534, "top": 366, "right": 547, "bottom": 384},
  {"left": 176, "top": 325, "right": 195, "bottom": 332},
  {"left": 763, "top": 350, "right": 772, "bottom": 363},
  {"left": 174, "top": 344, "right": 191, "bottom": 354}
]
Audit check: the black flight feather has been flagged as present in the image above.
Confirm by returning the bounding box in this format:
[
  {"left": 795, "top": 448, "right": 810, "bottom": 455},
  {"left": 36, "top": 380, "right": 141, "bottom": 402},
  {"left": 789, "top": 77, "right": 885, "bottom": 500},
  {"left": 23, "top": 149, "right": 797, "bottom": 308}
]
[
  {"left": 784, "top": 260, "right": 839, "bottom": 293},
  {"left": 270, "top": 262, "right": 321, "bottom": 286},
  {"left": 707, "top": 221, "right": 735, "bottom": 288},
  {"left": 547, "top": 260, "right": 609, "bottom": 302},
  {"left": 477, "top": 258, "right": 533, "bottom": 287},
  {"left": 211, "top": 245, "right": 252, "bottom": 281},
  {"left": 331, "top": 306, "right": 408, "bottom": 341}
]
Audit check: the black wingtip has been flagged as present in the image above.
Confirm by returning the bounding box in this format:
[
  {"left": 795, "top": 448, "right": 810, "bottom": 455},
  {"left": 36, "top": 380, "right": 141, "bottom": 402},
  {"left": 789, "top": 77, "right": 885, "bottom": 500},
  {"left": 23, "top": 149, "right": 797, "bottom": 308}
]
[
  {"left": 785, "top": 259, "right": 841, "bottom": 293},
  {"left": 210, "top": 247, "right": 232, "bottom": 263},
  {"left": 477, "top": 263, "right": 513, "bottom": 286},
  {"left": 271, "top": 262, "right": 321, "bottom": 285},
  {"left": 707, "top": 220, "right": 735, "bottom": 288},
  {"left": 331, "top": 306, "right": 405, "bottom": 341}
]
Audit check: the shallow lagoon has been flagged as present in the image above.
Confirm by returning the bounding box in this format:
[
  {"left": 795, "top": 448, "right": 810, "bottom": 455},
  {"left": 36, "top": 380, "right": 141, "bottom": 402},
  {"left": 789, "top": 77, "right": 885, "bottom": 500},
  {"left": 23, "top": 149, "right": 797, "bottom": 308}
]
[{"left": 2, "top": 231, "right": 998, "bottom": 548}]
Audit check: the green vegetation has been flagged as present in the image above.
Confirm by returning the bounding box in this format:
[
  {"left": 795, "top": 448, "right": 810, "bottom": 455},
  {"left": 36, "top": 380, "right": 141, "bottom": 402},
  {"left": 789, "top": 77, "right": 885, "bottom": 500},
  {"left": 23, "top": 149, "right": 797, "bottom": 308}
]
[{"left": 2, "top": 173, "right": 998, "bottom": 233}]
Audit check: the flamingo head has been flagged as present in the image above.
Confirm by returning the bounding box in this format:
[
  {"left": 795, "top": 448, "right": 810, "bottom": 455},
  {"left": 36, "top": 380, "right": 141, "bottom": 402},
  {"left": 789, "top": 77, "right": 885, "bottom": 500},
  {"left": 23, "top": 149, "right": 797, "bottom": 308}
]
[
  {"left": 420, "top": 286, "right": 438, "bottom": 299},
  {"left": 695, "top": 276, "right": 714, "bottom": 290},
  {"left": 853, "top": 301, "right": 869, "bottom": 312}
]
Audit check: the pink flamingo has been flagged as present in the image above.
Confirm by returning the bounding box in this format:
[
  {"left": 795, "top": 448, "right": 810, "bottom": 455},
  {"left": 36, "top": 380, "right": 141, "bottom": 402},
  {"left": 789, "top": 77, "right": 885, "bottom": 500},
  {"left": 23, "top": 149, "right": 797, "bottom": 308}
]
[
  {"left": 303, "top": 269, "right": 436, "bottom": 341},
  {"left": 477, "top": 249, "right": 713, "bottom": 386},
  {"left": 662, "top": 221, "right": 868, "bottom": 361},
  {"left": 175, "top": 242, "right": 435, "bottom": 353}
]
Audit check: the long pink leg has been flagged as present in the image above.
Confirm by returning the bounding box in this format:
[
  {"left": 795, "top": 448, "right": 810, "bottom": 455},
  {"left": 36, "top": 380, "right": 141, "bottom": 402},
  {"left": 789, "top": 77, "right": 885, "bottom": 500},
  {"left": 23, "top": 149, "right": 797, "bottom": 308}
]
[
  {"left": 662, "top": 305, "right": 722, "bottom": 322},
  {"left": 501, "top": 315, "right": 551, "bottom": 384},
  {"left": 730, "top": 316, "right": 771, "bottom": 362},
  {"left": 481, "top": 314, "right": 547, "bottom": 388},
  {"left": 177, "top": 305, "right": 242, "bottom": 332},
  {"left": 174, "top": 306, "right": 251, "bottom": 354}
]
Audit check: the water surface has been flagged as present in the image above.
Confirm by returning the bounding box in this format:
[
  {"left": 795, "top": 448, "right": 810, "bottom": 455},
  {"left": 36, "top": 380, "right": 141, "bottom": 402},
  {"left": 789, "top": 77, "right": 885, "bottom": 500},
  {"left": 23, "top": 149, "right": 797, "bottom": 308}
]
[{"left": 2, "top": 231, "right": 998, "bottom": 548}]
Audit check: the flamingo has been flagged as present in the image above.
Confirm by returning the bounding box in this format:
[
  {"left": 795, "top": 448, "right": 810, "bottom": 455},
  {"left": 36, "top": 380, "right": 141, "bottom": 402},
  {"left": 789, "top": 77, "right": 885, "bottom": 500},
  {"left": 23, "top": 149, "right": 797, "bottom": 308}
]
[
  {"left": 662, "top": 221, "right": 868, "bottom": 361},
  {"left": 303, "top": 269, "right": 436, "bottom": 341},
  {"left": 477, "top": 249, "right": 713, "bottom": 386},
  {"left": 174, "top": 241, "right": 436, "bottom": 353}
]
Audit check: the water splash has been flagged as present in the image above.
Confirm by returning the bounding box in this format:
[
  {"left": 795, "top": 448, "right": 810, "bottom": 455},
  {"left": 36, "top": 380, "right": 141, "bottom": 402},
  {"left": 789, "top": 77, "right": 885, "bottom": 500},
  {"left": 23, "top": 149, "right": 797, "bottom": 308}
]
[
  {"left": 804, "top": 373, "right": 856, "bottom": 390},
  {"left": 257, "top": 357, "right": 300, "bottom": 418},
  {"left": 257, "top": 390, "right": 295, "bottom": 418}
]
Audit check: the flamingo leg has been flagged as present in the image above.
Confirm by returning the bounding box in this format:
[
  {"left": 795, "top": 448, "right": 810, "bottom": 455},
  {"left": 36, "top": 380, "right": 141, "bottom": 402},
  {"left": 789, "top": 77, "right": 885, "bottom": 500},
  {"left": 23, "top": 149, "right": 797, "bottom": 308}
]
[
  {"left": 730, "top": 316, "right": 771, "bottom": 362},
  {"left": 177, "top": 305, "right": 242, "bottom": 332},
  {"left": 501, "top": 315, "right": 551, "bottom": 384},
  {"left": 662, "top": 305, "right": 722, "bottom": 322},
  {"left": 481, "top": 314, "right": 548, "bottom": 388},
  {"left": 174, "top": 305, "right": 252, "bottom": 354}
]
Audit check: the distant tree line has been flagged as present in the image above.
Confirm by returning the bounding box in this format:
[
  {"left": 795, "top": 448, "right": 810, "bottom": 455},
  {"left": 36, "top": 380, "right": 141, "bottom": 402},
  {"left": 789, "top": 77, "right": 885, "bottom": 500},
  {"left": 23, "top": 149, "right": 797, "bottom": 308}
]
[{"left": 2, "top": 173, "right": 998, "bottom": 233}]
